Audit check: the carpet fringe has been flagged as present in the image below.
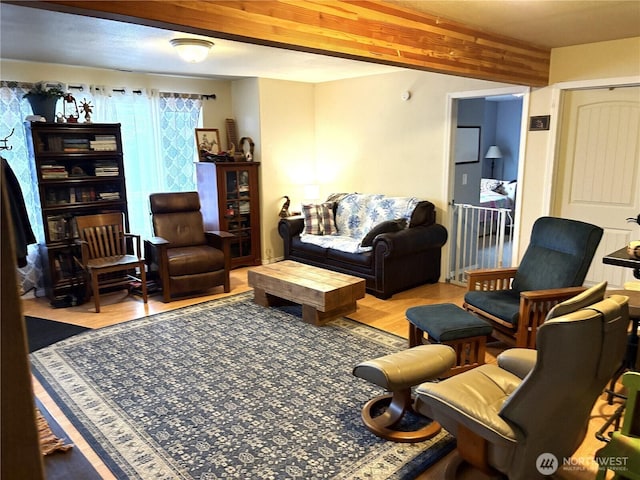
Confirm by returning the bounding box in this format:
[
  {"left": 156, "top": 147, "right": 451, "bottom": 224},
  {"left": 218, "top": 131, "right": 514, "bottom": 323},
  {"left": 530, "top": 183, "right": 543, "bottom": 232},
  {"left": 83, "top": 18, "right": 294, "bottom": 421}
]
[{"left": 36, "top": 408, "right": 73, "bottom": 456}]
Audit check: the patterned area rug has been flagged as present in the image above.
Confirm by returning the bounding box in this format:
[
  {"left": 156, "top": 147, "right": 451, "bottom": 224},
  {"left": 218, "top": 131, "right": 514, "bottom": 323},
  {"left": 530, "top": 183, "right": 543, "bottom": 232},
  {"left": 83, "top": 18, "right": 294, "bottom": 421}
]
[{"left": 30, "top": 292, "right": 455, "bottom": 479}]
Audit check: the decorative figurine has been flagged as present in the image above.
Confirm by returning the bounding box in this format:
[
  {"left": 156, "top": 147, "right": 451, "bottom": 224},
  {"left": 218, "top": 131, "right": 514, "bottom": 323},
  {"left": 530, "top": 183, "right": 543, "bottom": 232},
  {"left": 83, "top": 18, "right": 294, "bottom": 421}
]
[
  {"left": 279, "top": 196, "right": 291, "bottom": 218},
  {"left": 63, "top": 93, "right": 79, "bottom": 123},
  {"left": 80, "top": 98, "right": 93, "bottom": 123}
]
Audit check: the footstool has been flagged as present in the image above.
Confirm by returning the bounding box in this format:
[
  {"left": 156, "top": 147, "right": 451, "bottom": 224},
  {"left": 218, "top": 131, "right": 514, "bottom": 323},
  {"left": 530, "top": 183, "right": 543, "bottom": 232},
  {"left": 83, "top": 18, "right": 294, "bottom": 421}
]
[
  {"left": 406, "top": 303, "right": 493, "bottom": 377},
  {"left": 352, "top": 344, "right": 456, "bottom": 442}
]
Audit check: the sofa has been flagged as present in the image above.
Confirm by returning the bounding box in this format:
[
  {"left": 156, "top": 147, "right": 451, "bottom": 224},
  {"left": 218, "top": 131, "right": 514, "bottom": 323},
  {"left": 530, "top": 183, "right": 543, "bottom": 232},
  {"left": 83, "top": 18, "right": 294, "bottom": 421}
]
[{"left": 278, "top": 193, "right": 448, "bottom": 299}]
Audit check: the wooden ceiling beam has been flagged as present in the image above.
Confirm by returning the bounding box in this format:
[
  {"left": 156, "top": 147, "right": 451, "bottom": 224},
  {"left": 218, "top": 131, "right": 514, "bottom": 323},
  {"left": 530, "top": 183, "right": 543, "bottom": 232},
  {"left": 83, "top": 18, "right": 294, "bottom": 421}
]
[{"left": 23, "top": 0, "right": 550, "bottom": 86}]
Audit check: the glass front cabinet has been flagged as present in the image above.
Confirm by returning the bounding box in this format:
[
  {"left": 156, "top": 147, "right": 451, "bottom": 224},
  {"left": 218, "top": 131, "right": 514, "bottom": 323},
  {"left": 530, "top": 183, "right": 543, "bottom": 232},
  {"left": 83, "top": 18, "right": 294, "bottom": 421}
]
[
  {"left": 25, "top": 122, "right": 128, "bottom": 300},
  {"left": 196, "top": 161, "right": 261, "bottom": 268}
]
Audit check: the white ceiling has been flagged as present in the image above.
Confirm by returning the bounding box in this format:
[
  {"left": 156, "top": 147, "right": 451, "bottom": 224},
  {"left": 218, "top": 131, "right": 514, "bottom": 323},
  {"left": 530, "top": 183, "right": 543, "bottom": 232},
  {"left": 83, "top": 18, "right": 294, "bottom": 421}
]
[{"left": 1, "top": 1, "right": 639, "bottom": 84}]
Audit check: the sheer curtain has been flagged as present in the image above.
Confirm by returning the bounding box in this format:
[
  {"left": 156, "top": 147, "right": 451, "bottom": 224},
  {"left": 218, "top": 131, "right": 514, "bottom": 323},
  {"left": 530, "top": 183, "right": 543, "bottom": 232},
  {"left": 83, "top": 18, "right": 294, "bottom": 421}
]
[
  {"left": 0, "top": 81, "right": 45, "bottom": 293},
  {"left": 89, "top": 87, "right": 202, "bottom": 239},
  {"left": 0, "top": 81, "right": 203, "bottom": 293}
]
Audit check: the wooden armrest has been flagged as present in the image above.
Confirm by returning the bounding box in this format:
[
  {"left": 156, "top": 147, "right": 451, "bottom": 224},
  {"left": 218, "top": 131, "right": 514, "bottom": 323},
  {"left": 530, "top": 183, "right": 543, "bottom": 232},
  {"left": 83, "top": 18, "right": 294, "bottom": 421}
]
[
  {"left": 205, "top": 231, "right": 234, "bottom": 270},
  {"left": 466, "top": 267, "right": 518, "bottom": 291},
  {"left": 520, "top": 286, "right": 586, "bottom": 301},
  {"left": 145, "top": 236, "right": 170, "bottom": 246},
  {"left": 205, "top": 230, "right": 235, "bottom": 240},
  {"left": 124, "top": 232, "right": 143, "bottom": 258},
  {"left": 516, "top": 286, "right": 588, "bottom": 348},
  {"left": 73, "top": 238, "right": 89, "bottom": 264},
  {"left": 205, "top": 230, "right": 234, "bottom": 249}
]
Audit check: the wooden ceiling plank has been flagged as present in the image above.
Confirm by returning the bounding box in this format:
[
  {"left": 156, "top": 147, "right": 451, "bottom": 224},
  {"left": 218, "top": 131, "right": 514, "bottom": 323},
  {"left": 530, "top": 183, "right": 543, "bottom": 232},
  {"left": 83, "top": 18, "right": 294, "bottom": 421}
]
[
  {"left": 206, "top": 0, "right": 549, "bottom": 74},
  {"left": 24, "top": 0, "right": 550, "bottom": 86}
]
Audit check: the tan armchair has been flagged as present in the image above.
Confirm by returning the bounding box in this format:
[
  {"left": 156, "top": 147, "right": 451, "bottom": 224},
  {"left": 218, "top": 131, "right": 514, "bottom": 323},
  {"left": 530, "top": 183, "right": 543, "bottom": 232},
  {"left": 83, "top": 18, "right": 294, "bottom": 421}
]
[
  {"left": 464, "top": 216, "right": 603, "bottom": 348},
  {"left": 145, "top": 192, "right": 233, "bottom": 302},
  {"left": 415, "top": 282, "right": 629, "bottom": 480}
]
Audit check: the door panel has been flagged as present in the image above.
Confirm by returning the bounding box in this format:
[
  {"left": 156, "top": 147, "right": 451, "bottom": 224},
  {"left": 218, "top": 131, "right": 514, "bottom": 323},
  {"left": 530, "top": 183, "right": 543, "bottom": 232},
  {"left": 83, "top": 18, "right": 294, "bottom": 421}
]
[{"left": 554, "top": 86, "right": 640, "bottom": 288}]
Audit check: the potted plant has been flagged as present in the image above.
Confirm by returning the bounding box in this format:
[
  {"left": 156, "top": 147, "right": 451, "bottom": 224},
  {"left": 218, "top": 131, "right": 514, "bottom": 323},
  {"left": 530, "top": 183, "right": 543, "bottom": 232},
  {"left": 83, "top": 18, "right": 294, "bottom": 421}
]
[{"left": 23, "top": 83, "right": 65, "bottom": 122}]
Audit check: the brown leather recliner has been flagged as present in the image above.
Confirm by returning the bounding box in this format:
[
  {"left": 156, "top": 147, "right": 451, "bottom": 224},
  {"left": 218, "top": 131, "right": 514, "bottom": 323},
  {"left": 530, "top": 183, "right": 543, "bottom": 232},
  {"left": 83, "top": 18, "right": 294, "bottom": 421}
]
[{"left": 145, "top": 192, "right": 233, "bottom": 302}]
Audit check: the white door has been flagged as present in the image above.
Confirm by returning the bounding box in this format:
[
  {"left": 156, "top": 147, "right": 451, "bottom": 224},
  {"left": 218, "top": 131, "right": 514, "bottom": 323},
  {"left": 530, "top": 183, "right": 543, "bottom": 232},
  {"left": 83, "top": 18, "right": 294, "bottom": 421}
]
[{"left": 553, "top": 86, "right": 640, "bottom": 288}]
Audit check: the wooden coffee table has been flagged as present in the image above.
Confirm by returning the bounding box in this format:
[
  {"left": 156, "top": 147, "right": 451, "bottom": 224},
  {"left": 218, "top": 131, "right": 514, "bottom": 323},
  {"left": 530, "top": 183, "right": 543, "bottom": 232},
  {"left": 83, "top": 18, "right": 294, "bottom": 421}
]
[{"left": 247, "top": 260, "right": 366, "bottom": 326}]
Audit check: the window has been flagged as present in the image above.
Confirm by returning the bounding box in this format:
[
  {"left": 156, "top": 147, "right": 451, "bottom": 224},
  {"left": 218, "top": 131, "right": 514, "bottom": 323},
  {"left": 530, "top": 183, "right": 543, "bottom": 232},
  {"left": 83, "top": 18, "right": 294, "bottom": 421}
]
[{"left": 0, "top": 81, "right": 203, "bottom": 292}]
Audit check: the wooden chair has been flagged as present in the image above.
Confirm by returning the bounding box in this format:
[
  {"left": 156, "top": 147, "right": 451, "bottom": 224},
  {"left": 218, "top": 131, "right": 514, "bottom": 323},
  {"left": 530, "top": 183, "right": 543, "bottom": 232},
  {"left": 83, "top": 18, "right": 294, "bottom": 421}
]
[
  {"left": 464, "top": 216, "right": 603, "bottom": 348},
  {"left": 75, "top": 212, "right": 147, "bottom": 313}
]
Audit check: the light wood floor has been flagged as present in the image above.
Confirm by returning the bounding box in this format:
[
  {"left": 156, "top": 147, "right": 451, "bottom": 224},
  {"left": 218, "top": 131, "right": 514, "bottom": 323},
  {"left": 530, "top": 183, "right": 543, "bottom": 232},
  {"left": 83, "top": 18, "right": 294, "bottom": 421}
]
[{"left": 23, "top": 267, "right": 622, "bottom": 479}]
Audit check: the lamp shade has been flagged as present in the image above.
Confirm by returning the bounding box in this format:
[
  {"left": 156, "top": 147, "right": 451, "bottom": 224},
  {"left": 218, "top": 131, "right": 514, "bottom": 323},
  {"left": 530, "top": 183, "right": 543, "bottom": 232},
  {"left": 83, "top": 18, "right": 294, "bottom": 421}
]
[
  {"left": 485, "top": 145, "right": 503, "bottom": 159},
  {"left": 170, "top": 38, "right": 214, "bottom": 63}
]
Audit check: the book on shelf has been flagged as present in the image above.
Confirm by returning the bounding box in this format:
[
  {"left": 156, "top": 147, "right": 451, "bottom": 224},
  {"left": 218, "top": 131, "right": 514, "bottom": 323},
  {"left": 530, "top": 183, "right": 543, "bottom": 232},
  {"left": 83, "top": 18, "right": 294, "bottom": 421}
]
[
  {"left": 90, "top": 140, "right": 117, "bottom": 151},
  {"left": 47, "top": 215, "right": 70, "bottom": 241},
  {"left": 41, "top": 164, "right": 68, "bottom": 178},
  {"left": 95, "top": 168, "right": 119, "bottom": 176},
  {"left": 91, "top": 135, "right": 117, "bottom": 151},
  {"left": 98, "top": 192, "right": 120, "bottom": 200},
  {"left": 63, "top": 138, "right": 90, "bottom": 145},
  {"left": 94, "top": 161, "right": 120, "bottom": 176},
  {"left": 46, "top": 137, "right": 63, "bottom": 151},
  {"left": 63, "top": 138, "right": 91, "bottom": 152}
]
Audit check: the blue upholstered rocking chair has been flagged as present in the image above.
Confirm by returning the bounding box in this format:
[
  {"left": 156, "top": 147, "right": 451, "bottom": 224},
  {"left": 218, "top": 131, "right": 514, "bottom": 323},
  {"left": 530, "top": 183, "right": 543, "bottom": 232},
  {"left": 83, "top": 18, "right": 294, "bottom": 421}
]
[{"left": 463, "top": 216, "right": 603, "bottom": 348}]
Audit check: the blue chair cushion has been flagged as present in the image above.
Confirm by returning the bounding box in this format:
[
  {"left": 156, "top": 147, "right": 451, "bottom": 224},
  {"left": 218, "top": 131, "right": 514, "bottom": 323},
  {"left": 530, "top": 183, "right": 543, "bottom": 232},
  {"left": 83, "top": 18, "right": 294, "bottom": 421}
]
[
  {"left": 464, "top": 290, "right": 521, "bottom": 326},
  {"left": 511, "top": 217, "right": 603, "bottom": 293},
  {"left": 406, "top": 303, "right": 493, "bottom": 342}
]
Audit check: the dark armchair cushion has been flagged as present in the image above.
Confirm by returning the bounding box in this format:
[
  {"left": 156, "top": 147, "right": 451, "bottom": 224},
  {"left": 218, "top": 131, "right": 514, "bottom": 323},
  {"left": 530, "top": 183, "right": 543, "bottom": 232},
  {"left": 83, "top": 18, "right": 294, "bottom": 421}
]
[
  {"left": 361, "top": 218, "right": 407, "bottom": 247},
  {"left": 512, "top": 217, "right": 603, "bottom": 293},
  {"left": 166, "top": 245, "right": 225, "bottom": 276},
  {"left": 464, "top": 290, "right": 521, "bottom": 326},
  {"left": 150, "top": 191, "right": 201, "bottom": 214},
  {"left": 152, "top": 212, "right": 206, "bottom": 247}
]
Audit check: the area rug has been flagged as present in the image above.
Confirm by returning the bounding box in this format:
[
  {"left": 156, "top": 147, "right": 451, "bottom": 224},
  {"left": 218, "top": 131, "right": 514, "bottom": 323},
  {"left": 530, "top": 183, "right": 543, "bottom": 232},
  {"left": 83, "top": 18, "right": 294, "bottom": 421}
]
[
  {"left": 30, "top": 292, "right": 455, "bottom": 479},
  {"left": 25, "top": 316, "right": 91, "bottom": 352}
]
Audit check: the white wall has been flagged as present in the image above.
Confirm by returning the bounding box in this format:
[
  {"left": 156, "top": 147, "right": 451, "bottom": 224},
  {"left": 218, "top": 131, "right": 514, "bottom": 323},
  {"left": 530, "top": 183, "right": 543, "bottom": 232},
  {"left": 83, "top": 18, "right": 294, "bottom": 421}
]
[
  {"left": 314, "top": 70, "right": 507, "bottom": 212},
  {"left": 255, "top": 78, "right": 315, "bottom": 262},
  {"left": 549, "top": 37, "right": 640, "bottom": 85},
  {"left": 517, "top": 37, "right": 640, "bottom": 257}
]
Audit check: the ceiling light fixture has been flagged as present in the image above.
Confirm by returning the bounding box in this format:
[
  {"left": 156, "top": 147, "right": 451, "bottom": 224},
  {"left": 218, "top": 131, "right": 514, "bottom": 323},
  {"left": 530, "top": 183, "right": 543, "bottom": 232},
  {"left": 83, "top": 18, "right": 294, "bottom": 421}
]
[{"left": 170, "top": 38, "right": 214, "bottom": 63}]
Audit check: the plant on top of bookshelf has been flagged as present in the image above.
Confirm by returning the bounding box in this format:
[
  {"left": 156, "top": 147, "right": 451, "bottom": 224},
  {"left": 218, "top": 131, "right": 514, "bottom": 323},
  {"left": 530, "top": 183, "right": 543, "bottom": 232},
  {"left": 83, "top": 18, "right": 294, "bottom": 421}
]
[
  {"left": 22, "top": 82, "right": 65, "bottom": 99},
  {"left": 23, "top": 82, "right": 66, "bottom": 122}
]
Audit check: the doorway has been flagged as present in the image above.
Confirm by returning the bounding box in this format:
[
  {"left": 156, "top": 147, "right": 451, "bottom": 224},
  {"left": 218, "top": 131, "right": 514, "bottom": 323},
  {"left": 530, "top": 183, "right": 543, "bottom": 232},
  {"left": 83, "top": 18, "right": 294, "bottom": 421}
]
[{"left": 446, "top": 88, "right": 529, "bottom": 285}]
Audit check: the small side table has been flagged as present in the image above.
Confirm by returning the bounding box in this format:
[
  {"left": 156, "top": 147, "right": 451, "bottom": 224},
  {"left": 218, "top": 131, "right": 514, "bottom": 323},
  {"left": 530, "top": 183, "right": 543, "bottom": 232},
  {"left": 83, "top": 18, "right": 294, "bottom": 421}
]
[{"left": 603, "top": 247, "right": 640, "bottom": 280}]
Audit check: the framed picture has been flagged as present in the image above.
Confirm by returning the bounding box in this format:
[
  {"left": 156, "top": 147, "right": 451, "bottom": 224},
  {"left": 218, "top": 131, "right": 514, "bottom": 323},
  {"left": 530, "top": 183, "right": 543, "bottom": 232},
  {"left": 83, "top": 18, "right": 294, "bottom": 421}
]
[
  {"left": 195, "top": 128, "right": 221, "bottom": 161},
  {"left": 529, "top": 115, "right": 550, "bottom": 131},
  {"left": 454, "top": 126, "right": 481, "bottom": 164}
]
